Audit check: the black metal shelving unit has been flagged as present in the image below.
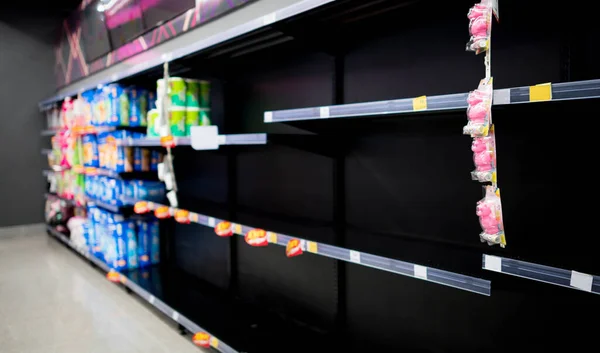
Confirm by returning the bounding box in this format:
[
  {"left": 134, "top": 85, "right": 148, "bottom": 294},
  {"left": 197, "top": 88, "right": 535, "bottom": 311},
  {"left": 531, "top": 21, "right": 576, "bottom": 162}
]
[{"left": 40, "top": 0, "right": 600, "bottom": 352}]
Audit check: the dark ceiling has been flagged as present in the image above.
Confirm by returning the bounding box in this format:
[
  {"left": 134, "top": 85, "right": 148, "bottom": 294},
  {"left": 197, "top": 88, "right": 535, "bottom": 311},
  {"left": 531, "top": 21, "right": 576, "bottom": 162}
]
[{"left": 2, "top": 0, "right": 82, "bottom": 17}]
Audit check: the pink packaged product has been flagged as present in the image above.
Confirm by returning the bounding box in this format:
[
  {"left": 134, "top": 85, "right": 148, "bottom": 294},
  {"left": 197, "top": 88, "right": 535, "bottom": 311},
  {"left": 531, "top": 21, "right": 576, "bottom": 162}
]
[
  {"left": 463, "top": 78, "right": 493, "bottom": 137},
  {"left": 466, "top": 0, "right": 493, "bottom": 54},
  {"left": 476, "top": 186, "right": 506, "bottom": 247},
  {"left": 471, "top": 129, "right": 497, "bottom": 183},
  {"left": 61, "top": 97, "right": 75, "bottom": 130}
]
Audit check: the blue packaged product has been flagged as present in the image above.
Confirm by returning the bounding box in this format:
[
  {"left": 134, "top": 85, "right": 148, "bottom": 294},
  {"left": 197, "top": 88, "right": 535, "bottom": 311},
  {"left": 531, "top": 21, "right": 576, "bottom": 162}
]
[
  {"left": 149, "top": 220, "right": 160, "bottom": 264},
  {"left": 134, "top": 181, "right": 165, "bottom": 202},
  {"left": 129, "top": 88, "right": 148, "bottom": 127},
  {"left": 86, "top": 207, "right": 98, "bottom": 254},
  {"left": 151, "top": 151, "right": 162, "bottom": 171},
  {"left": 106, "top": 84, "right": 130, "bottom": 126},
  {"left": 134, "top": 148, "right": 142, "bottom": 171},
  {"left": 125, "top": 221, "right": 138, "bottom": 270},
  {"left": 82, "top": 135, "right": 99, "bottom": 168},
  {"left": 115, "top": 146, "right": 134, "bottom": 173},
  {"left": 148, "top": 91, "right": 157, "bottom": 110},
  {"left": 94, "top": 88, "right": 108, "bottom": 126},
  {"left": 137, "top": 221, "right": 151, "bottom": 268},
  {"left": 112, "top": 222, "right": 127, "bottom": 271},
  {"left": 84, "top": 175, "right": 93, "bottom": 198},
  {"left": 82, "top": 221, "right": 93, "bottom": 251},
  {"left": 123, "top": 180, "right": 135, "bottom": 202},
  {"left": 92, "top": 208, "right": 104, "bottom": 260},
  {"left": 82, "top": 90, "right": 95, "bottom": 127}
]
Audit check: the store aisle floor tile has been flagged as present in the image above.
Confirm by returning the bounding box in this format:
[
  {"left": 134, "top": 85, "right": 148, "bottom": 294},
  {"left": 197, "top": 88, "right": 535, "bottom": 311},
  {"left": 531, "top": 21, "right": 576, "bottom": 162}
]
[{"left": 0, "top": 226, "right": 206, "bottom": 353}]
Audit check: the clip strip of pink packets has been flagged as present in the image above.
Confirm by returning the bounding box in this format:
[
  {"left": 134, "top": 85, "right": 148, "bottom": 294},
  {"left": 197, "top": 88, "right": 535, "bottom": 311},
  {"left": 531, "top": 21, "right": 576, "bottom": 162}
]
[{"left": 464, "top": 0, "right": 506, "bottom": 248}]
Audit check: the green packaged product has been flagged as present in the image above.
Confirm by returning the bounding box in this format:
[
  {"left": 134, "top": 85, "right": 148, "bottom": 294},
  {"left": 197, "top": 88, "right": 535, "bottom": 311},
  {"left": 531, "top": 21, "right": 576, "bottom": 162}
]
[
  {"left": 147, "top": 109, "right": 160, "bottom": 137},
  {"left": 185, "top": 79, "right": 201, "bottom": 107},
  {"left": 199, "top": 80, "right": 210, "bottom": 108},
  {"left": 200, "top": 109, "right": 212, "bottom": 126},
  {"left": 157, "top": 77, "right": 186, "bottom": 107},
  {"left": 185, "top": 106, "right": 200, "bottom": 135},
  {"left": 169, "top": 107, "right": 186, "bottom": 137}
]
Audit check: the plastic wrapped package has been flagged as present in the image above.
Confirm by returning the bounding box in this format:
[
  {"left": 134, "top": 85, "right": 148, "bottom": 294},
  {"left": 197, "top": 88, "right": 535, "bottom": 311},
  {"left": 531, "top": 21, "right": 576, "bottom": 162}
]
[
  {"left": 463, "top": 78, "right": 493, "bottom": 137},
  {"left": 471, "top": 129, "right": 497, "bottom": 183},
  {"left": 476, "top": 185, "right": 506, "bottom": 247},
  {"left": 466, "top": 0, "right": 493, "bottom": 54}
]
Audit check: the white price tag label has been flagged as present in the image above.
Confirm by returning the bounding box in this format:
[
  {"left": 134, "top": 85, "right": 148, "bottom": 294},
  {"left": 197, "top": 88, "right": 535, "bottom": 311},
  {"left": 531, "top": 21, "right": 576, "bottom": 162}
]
[
  {"left": 149, "top": 295, "right": 155, "bottom": 304},
  {"left": 172, "top": 311, "right": 179, "bottom": 322},
  {"left": 570, "top": 271, "right": 593, "bottom": 292},
  {"left": 264, "top": 112, "right": 273, "bottom": 123},
  {"left": 191, "top": 126, "right": 220, "bottom": 150},
  {"left": 208, "top": 217, "right": 216, "bottom": 227},
  {"left": 484, "top": 255, "right": 502, "bottom": 273},
  {"left": 414, "top": 265, "right": 428, "bottom": 280},
  {"left": 349, "top": 250, "right": 361, "bottom": 264},
  {"left": 319, "top": 107, "right": 330, "bottom": 118},
  {"left": 263, "top": 12, "right": 277, "bottom": 25}
]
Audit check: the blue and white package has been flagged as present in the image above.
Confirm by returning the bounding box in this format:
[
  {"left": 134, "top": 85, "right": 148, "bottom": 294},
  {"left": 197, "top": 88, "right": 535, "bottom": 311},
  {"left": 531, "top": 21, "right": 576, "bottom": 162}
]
[
  {"left": 107, "top": 84, "right": 129, "bottom": 126},
  {"left": 137, "top": 221, "right": 151, "bottom": 268},
  {"left": 151, "top": 151, "right": 161, "bottom": 171},
  {"left": 148, "top": 91, "right": 157, "bottom": 110},
  {"left": 82, "top": 135, "right": 99, "bottom": 168},
  {"left": 134, "top": 148, "right": 142, "bottom": 171},
  {"left": 149, "top": 220, "right": 160, "bottom": 264},
  {"left": 129, "top": 88, "right": 148, "bottom": 127},
  {"left": 113, "top": 222, "right": 128, "bottom": 271},
  {"left": 134, "top": 181, "right": 166, "bottom": 202},
  {"left": 125, "top": 221, "right": 138, "bottom": 270}
]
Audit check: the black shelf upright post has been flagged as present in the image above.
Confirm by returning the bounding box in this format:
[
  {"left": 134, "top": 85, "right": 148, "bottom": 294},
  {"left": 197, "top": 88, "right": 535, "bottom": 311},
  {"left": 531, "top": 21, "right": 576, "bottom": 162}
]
[
  {"left": 332, "top": 52, "right": 347, "bottom": 341},
  {"left": 224, "top": 79, "right": 239, "bottom": 295}
]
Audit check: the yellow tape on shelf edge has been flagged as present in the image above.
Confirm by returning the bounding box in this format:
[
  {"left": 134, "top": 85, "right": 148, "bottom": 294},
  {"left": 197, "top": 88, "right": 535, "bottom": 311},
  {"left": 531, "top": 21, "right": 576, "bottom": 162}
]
[
  {"left": 529, "top": 83, "right": 552, "bottom": 102},
  {"left": 412, "top": 95, "right": 428, "bottom": 111},
  {"left": 307, "top": 241, "right": 318, "bottom": 253}
]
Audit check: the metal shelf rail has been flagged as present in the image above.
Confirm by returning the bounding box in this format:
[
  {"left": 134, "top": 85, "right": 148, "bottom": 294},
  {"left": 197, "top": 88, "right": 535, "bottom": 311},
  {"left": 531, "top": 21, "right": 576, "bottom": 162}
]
[
  {"left": 117, "top": 134, "right": 267, "bottom": 147},
  {"left": 47, "top": 226, "right": 239, "bottom": 353},
  {"left": 126, "top": 198, "right": 492, "bottom": 296},
  {"left": 45, "top": 193, "right": 131, "bottom": 214},
  {"left": 482, "top": 255, "right": 600, "bottom": 295},
  {"left": 264, "top": 79, "right": 600, "bottom": 123}
]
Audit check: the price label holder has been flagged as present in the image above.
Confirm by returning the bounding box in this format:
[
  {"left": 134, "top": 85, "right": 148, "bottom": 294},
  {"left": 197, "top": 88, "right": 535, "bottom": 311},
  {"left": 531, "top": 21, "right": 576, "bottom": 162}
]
[
  {"left": 264, "top": 112, "right": 273, "bottom": 123},
  {"left": 319, "top": 107, "right": 330, "bottom": 118},
  {"left": 484, "top": 255, "right": 502, "bottom": 273},
  {"left": 267, "top": 232, "right": 278, "bottom": 244},
  {"left": 307, "top": 241, "right": 318, "bottom": 254},
  {"left": 233, "top": 224, "right": 242, "bottom": 235},
  {"left": 210, "top": 337, "right": 219, "bottom": 348},
  {"left": 349, "top": 250, "right": 361, "bottom": 264},
  {"left": 529, "top": 83, "right": 552, "bottom": 102},
  {"left": 208, "top": 217, "right": 216, "bottom": 227},
  {"left": 190, "top": 126, "right": 219, "bottom": 150},
  {"left": 570, "top": 271, "right": 593, "bottom": 292},
  {"left": 414, "top": 265, "right": 428, "bottom": 280},
  {"left": 412, "top": 95, "right": 428, "bottom": 111},
  {"left": 172, "top": 311, "right": 179, "bottom": 322}
]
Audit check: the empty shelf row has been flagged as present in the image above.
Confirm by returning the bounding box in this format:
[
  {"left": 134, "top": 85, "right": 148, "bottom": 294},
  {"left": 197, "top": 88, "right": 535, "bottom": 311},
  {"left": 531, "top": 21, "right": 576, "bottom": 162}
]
[
  {"left": 264, "top": 79, "right": 600, "bottom": 123},
  {"left": 127, "top": 197, "right": 491, "bottom": 296}
]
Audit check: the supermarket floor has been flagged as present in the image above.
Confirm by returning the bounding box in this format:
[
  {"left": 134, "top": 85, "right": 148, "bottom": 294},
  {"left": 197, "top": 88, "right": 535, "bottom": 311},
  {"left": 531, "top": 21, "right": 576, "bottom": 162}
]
[{"left": 0, "top": 225, "right": 204, "bottom": 353}]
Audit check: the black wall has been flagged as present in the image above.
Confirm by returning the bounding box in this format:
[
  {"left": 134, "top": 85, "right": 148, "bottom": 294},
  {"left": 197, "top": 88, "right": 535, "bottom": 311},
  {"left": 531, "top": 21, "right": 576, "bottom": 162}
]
[
  {"left": 0, "top": 11, "right": 60, "bottom": 226},
  {"left": 167, "top": 0, "right": 600, "bottom": 351}
]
